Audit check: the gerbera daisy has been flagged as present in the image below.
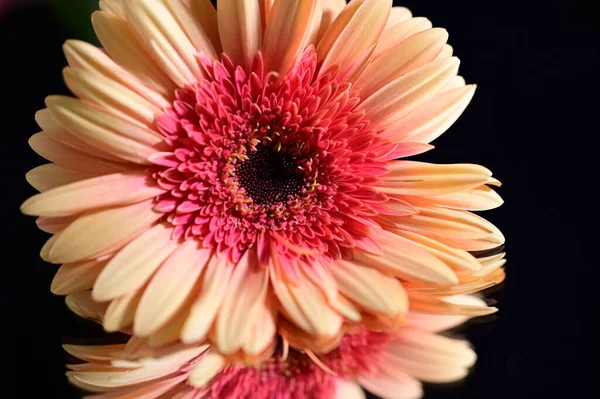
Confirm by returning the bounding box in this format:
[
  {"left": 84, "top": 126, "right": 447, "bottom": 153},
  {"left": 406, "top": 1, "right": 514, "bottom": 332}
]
[
  {"left": 22, "top": 0, "right": 505, "bottom": 360},
  {"left": 64, "top": 294, "right": 490, "bottom": 399}
]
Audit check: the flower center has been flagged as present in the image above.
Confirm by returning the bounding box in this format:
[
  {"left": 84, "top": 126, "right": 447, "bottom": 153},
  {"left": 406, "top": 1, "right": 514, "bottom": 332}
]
[{"left": 236, "top": 144, "right": 304, "bottom": 206}]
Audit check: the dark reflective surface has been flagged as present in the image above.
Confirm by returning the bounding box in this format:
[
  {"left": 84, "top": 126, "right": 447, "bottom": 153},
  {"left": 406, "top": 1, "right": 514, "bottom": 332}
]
[{"left": 3, "top": 1, "right": 596, "bottom": 398}]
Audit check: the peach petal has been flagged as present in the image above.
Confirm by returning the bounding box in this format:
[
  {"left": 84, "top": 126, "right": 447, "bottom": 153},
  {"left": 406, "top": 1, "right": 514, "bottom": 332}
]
[
  {"left": 377, "top": 17, "right": 432, "bottom": 59},
  {"left": 28, "top": 132, "right": 130, "bottom": 174},
  {"left": 99, "top": 0, "right": 124, "bottom": 17},
  {"left": 217, "top": 0, "right": 262, "bottom": 69},
  {"left": 65, "top": 291, "right": 108, "bottom": 324},
  {"left": 162, "top": 0, "right": 219, "bottom": 60},
  {"left": 122, "top": 0, "right": 204, "bottom": 87},
  {"left": 424, "top": 184, "right": 504, "bottom": 211},
  {"left": 383, "top": 6, "right": 413, "bottom": 29},
  {"left": 383, "top": 85, "right": 476, "bottom": 144},
  {"left": 331, "top": 260, "right": 408, "bottom": 315},
  {"left": 22, "top": 170, "right": 165, "bottom": 217},
  {"left": 134, "top": 241, "right": 210, "bottom": 336},
  {"left": 93, "top": 223, "right": 180, "bottom": 302},
  {"left": 318, "top": 0, "right": 391, "bottom": 78},
  {"left": 408, "top": 291, "right": 497, "bottom": 316},
  {"left": 181, "top": 255, "right": 233, "bottom": 344},
  {"left": 358, "top": 372, "right": 422, "bottom": 399},
  {"left": 91, "top": 11, "right": 175, "bottom": 98},
  {"left": 104, "top": 288, "right": 144, "bottom": 332},
  {"left": 36, "top": 215, "right": 76, "bottom": 234},
  {"left": 317, "top": 0, "right": 347, "bottom": 41},
  {"left": 51, "top": 258, "right": 109, "bottom": 295},
  {"left": 25, "top": 164, "right": 100, "bottom": 193},
  {"left": 35, "top": 108, "right": 124, "bottom": 162},
  {"left": 49, "top": 199, "right": 162, "bottom": 264},
  {"left": 391, "top": 229, "right": 481, "bottom": 272},
  {"left": 177, "top": 0, "right": 221, "bottom": 53},
  {"left": 188, "top": 352, "right": 225, "bottom": 388},
  {"left": 378, "top": 161, "right": 492, "bottom": 197},
  {"left": 334, "top": 379, "right": 366, "bottom": 399},
  {"left": 270, "top": 257, "right": 342, "bottom": 337},
  {"left": 63, "top": 40, "right": 170, "bottom": 109},
  {"left": 353, "top": 228, "right": 458, "bottom": 285},
  {"left": 360, "top": 57, "right": 460, "bottom": 130},
  {"left": 46, "top": 96, "right": 168, "bottom": 164},
  {"left": 263, "top": 0, "right": 322, "bottom": 77},
  {"left": 63, "top": 67, "right": 161, "bottom": 126},
  {"left": 215, "top": 249, "right": 270, "bottom": 355},
  {"left": 358, "top": 28, "right": 449, "bottom": 99},
  {"left": 406, "top": 295, "right": 487, "bottom": 332}
]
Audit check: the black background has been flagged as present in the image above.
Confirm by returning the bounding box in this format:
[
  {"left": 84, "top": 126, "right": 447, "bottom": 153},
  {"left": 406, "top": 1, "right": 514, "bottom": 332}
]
[{"left": 2, "top": 1, "right": 597, "bottom": 398}]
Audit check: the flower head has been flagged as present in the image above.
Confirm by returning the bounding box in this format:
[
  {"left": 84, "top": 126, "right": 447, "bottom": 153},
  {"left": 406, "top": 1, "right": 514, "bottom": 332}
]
[
  {"left": 22, "top": 0, "right": 504, "bottom": 362},
  {"left": 65, "top": 294, "right": 487, "bottom": 399}
]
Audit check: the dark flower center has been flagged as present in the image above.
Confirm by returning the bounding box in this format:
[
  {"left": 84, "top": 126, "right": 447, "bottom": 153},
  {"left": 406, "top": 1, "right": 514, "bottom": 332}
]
[{"left": 236, "top": 144, "right": 305, "bottom": 206}]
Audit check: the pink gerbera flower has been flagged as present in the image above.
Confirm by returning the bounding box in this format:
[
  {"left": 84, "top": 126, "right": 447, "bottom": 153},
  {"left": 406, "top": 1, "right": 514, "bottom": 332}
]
[
  {"left": 65, "top": 295, "right": 489, "bottom": 399},
  {"left": 22, "top": 0, "right": 504, "bottom": 361}
]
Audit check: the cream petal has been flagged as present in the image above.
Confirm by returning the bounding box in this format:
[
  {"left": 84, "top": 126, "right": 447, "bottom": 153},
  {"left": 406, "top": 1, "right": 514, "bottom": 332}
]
[
  {"left": 146, "top": 313, "right": 189, "bottom": 348},
  {"left": 99, "top": 0, "right": 125, "bottom": 17},
  {"left": 22, "top": 170, "right": 165, "bottom": 217},
  {"left": 51, "top": 258, "right": 109, "bottom": 295},
  {"left": 49, "top": 199, "right": 162, "bottom": 264},
  {"left": 177, "top": 0, "right": 221, "bottom": 53},
  {"left": 242, "top": 299, "right": 277, "bottom": 356},
  {"left": 377, "top": 161, "right": 491, "bottom": 197},
  {"left": 384, "top": 328, "right": 475, "bottom": 383},
  {"left": 358, "top": 372, "right": 422, "bottom": 399},
  {"left": 358, "top": 29, "right": 448, "bottom": 99},
  {"left": 270, "top": 257, "right": 342, "bottom": 337},
  {"left": 263, "top": 0, "right": 322, "bottom": 77},
  {"left": 353, "top": 228, "right": 458, "bottom": 285},
  {"left": 93, "top": 223, "right": 179, "bottom": 302},
  {"left": 405, "top": 295, "right": 487, "bottom": 332},
  {"left": 331, "top": 260, "right": 408, "bottom": 315},
  {"left": 377, "top": 17, "right": 432, "bottom": 59},
  {"left": 46, "top": 96, "right": 168, "bottom": 164},
  {"left": 318, "top": 0, "right": 391, "bottom": 78},
  {"left": 217, "top": 0, "right": 262, "bottom": 69},
  {"left": 122, "top": 0, "right": 204, "bottom": 87},
  {"left": 63, "top": 67, "right": 161, "bottom": 126},
  {"left": 382, "top": 85, "right": 477, "bottom": 144},
  {"left": 28, "top": 132, "right": 130, "bottom": 174},
  {"left": 134, "top": 242, "right": 210, "bottom": 336},
  {"left": 36, "top": 215, "right": 76, "bottom": 233},
  {"left": 162, "top": 0, "right": 219, "bottom": 60},
  {"left": 435, "top": 43, "right": 454, "bottom": 60},
  {"left": 181, "top": 255, "right": 233, "bottom": 344},
  {"left": 35, "top": 108, "right": 124, "bottom": 162},
  {"left": 63, "top": 343, "right": 126, "bottom": 362},
  {"left": 104, "top": 288, "right": 144, "bottom": 332},
  {"left": 26, "top": 164, "right": 99, "bottom": 193},
  {"left": 91, "top": 11, "right": 176, "bottom": 98},
  {"left": 424, "top": 184, "right": 504, "bottom": 211},
  {"left": 334, "top": 379, "right": 366, "bottom": 399},
  {"left": 391, "top": 230, "right": 481, "bottom": 272},
  {"left": 407, "top": 290, "right": 497, "bottom": 317},
  {"left": 383, "top": 6, "right": 413, "bottom": 29},
  {"left": 474, "top": 253, "right": 507, "bottom": 277},
  {"left": 215, "top": 250, "right": 270, "bottom": 355},
  {"left": 317, "top": 0, "right": 347, "bottom": 41},
  {"left": 63, "top": 40, "right": 170, "bottom": 109},
  {"left": 385, "top": 205, "right": 501, "bottom": 242},
  {"left": 66, "top": 291, "right": 108, "bottom": 324},
  {"left": 188, "top": 352, "right": 224, "bottom": 388},
  {"left": 360, "top": 57, "right": 460, "bottom": 130}
]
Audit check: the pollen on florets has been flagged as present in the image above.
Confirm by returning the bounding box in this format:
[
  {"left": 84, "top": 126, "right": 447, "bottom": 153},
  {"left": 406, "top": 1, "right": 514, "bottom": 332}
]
[{"left": 151, "top": 48, "right": 394, "bottom": 262}]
